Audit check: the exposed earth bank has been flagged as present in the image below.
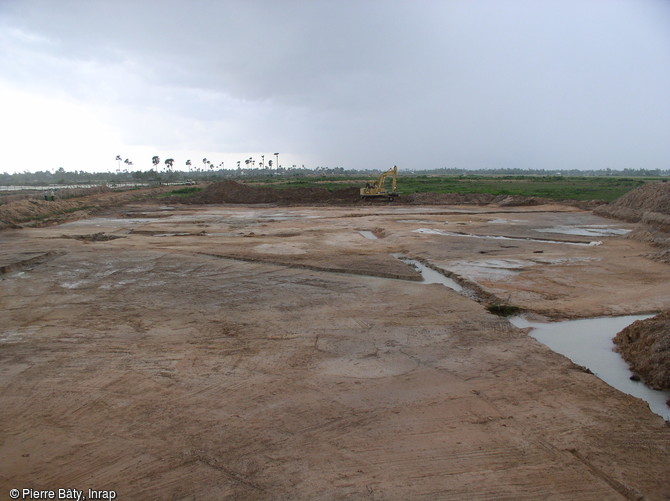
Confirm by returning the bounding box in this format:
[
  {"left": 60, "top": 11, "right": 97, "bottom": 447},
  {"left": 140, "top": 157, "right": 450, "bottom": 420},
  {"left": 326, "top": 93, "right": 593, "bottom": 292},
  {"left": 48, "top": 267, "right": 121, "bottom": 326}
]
[
  {"left": 594, "top": 181, "right": 670, "bottom": 231},
  {"left": 0, "top": 185, "right": 177, "bottom": 230},
  {"left": 614, "top": 311, "right": 670, "bottom": 391},
  {"left": 596, "top": 181, "right": 670, "bottom": 263}
]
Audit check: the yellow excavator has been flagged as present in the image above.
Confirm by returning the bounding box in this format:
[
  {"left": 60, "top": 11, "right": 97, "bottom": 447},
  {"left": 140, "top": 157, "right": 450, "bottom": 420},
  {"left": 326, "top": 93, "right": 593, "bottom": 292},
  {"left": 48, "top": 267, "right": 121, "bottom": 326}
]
[{"left": 360, "top": 165, "right": 399, "bottom": 201}]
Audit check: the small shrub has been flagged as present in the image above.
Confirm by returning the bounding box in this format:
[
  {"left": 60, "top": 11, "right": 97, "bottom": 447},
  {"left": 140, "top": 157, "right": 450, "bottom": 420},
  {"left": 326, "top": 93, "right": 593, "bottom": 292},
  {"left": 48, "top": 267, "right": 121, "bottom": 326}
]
[{"left": 487, "top": 304, "right": 521, "bottom": 316}]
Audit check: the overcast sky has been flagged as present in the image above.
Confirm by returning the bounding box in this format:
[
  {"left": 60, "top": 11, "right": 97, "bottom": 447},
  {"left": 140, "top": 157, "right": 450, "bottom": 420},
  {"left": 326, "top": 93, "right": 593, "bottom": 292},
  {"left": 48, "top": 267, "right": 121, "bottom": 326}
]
[{"left": 1, "top": 0, "right": 669, "bottom": 174}]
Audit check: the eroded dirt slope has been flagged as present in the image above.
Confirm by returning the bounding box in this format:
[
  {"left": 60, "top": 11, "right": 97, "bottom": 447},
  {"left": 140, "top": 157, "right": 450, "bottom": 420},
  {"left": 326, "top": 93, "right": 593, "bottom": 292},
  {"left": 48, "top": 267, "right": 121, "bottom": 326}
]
[{"left": 615, "top": 311, "right": 670, "bottom": 390}]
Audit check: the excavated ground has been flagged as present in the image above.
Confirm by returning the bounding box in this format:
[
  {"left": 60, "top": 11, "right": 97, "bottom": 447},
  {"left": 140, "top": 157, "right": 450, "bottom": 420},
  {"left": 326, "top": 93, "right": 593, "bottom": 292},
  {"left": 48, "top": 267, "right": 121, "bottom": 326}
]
[
  {"left": 614, "top": 312, "right": 670, "bottom": 391},
  {"left": 1, "top": 199, "right": 670, "bottom": 500}
]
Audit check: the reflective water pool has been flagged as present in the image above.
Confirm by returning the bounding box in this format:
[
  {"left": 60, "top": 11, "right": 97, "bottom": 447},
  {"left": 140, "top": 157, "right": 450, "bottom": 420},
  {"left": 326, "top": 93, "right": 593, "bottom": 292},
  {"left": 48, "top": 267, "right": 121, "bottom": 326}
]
[{"left": 510, "top": 315, "right": 670, "bottom": 420}]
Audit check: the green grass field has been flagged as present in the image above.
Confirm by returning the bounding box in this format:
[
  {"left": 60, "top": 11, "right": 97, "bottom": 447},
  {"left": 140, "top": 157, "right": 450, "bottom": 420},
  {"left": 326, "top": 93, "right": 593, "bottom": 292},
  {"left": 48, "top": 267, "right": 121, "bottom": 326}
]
[
  {"left": 248, "top": 175, "right": 665, "bottom": 202},
  {"left": 159, "top": 186, "right": 203, "bottom": 198}
]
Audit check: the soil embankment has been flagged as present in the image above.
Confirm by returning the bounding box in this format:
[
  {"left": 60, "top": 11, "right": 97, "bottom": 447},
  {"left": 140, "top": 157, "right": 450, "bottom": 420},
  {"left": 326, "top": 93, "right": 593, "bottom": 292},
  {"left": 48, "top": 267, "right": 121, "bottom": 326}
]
[
  {"left": 187, "top": 180, "right": 360, "bottom": 205},
  {"left": 402, "top": 192, "right": 603, "bottom": 209},
  {"left": 0, "top": 186, "right": 176, "bottom": 230},
  {"left": 595, "top": 181, "right": 670, "bottom": 231},
  {"left": 614, "top": 311, "right": 670, "bottom": 391},
  {"left": 600, "top": 183, "right": 670, "bottom": 386}
]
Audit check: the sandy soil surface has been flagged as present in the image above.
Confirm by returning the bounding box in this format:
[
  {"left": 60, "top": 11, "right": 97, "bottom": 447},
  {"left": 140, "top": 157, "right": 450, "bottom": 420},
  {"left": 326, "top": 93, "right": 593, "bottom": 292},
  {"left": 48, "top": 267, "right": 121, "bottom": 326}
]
[{"left": 1, "top": 200, "right": 669, "bottom": 500}]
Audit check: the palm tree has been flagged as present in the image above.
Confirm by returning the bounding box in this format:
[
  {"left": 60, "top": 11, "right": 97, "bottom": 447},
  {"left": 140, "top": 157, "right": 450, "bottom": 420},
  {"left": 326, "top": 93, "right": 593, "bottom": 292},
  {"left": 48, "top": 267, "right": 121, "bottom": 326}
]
[
  {"left": 202, "top": 158, "right": 208, "bottom": 170},
  {"left": 165, "top": 158, "right": 174, "bottom": 171},
  {"left": 186, "top": 160, "right": 192, "bottom": 173},
  {"left": 152, "top": 156, "right": 160, "bottom": 171},
  {"left": 115, "top": 155, "right": 122, "bottom": 172}
]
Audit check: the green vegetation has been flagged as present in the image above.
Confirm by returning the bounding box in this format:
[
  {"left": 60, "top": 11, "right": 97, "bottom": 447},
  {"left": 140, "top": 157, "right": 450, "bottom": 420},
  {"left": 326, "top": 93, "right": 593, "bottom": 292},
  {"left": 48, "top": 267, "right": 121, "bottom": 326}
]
[
  {"left": 2, "top": 165, "right": 667, "bottom": 203},
  {"left": 250, "top": 175, "right": 661, "bottom": 202},
  {"left": 487, "top": 304, "right": 521, "bottom": 317},
  {"left": 159, "top": 186, "right": 202, "bottom": 197},
  {"left": 248, "top": 177, "right": 364, "bottom": 192},
  {"left": 394, "top": 175, "right": 650, "bottom": 202}
]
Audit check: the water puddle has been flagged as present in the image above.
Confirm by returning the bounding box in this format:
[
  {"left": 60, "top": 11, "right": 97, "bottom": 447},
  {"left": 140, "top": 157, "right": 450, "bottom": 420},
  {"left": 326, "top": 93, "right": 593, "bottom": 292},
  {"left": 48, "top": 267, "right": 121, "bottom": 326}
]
[
  {"left": 446, "top": 259, "right": 531, "bottom": 280},
  {"left": 359, "top": 231, "right": 378, "bottom": 240},
  {"left": 509, "top": 315, "right": 670, "bottom": 420},
  {"left": 446, "top": 257, "right": 597, "bottom": 281},
  {"left": 60, "top": 279, "right": 90, "bottom": 289},
  {"left": 488, "top": 218, "right": 527, "bottom": 224},
  {"left": 257, "top": 213, "right": 322, "bottom": 221},
  {"left": 394, "top": 255, "right": 463, "bottom": 292},
  {"left": 414, "top": 228, "right": 602, "bottom": 247},
  {"left": 534, "top": 225, "right": 631, "bottom": 237},
  {"left": 397, "top": 219, "right": 444, "bottom": 224},
  {"left": 60, "top": 217, "right": 157, "bottom": 227}
]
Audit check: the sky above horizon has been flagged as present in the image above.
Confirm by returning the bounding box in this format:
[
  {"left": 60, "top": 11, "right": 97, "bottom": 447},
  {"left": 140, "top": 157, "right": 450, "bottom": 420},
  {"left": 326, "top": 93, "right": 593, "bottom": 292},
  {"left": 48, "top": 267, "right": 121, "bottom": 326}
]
[{"left": 1, "top": 0, "right": 669, "bottom": 174}]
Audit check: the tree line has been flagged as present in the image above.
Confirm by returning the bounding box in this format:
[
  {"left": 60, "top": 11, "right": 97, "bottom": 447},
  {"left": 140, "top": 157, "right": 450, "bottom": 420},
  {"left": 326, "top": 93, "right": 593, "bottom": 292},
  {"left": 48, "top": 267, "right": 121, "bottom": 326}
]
[{"left": 1, "top": 165, "right": 668, "bottom": 186}]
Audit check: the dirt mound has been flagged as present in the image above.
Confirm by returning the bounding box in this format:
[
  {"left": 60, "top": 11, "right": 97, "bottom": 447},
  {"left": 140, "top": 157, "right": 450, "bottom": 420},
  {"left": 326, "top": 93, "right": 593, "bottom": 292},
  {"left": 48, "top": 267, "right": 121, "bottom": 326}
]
[
  {"left": 188, "top": 180, "right": 360, "bottom": 205},
  {"left": 613, "top": 311, "right": 670, "bottom": 391},
  {"left": 606, "top": 181, "right": 670, "bottom": 214},
  {"left": 401, "top": 192, "right": 603, "bottom": 208},
  {"left": 401, "top": 192, "right": 547, "bottom": 205},
  {"left": 595, "top": 182, "right": 670, "bottom": 231}
]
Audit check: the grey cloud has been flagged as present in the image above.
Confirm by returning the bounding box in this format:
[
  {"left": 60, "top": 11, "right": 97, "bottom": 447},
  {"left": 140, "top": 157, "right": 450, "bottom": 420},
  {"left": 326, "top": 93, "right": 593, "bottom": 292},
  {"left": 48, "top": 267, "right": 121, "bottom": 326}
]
[{"left": 1, "top": 0, "right": 669, "bottom": 171}]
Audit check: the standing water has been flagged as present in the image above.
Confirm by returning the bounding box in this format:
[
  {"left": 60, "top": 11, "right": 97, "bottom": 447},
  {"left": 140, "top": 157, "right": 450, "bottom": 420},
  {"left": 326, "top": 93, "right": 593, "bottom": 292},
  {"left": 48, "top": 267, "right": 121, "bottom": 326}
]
[
  {"left": 393, "top": 255, "right": 463, "bottom": 292},
  {"left": 359, "top": 231, "right": 378, "bottom": 240},
  {"left": 510, "top": 315, "right": 670, "bottom": 420}
]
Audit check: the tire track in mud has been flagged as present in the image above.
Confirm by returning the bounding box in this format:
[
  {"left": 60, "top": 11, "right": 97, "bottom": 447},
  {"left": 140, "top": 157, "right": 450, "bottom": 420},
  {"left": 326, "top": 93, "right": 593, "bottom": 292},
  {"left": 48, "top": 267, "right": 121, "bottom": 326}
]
[{"left": 567, "top": 448, "right": 643, "bottom": 501}]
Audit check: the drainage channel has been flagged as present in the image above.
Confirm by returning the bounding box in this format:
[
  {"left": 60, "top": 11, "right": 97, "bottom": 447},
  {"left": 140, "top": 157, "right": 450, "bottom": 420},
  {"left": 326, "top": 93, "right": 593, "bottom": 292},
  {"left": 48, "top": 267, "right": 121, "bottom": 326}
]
[
  {"left": 510, "top": 315, "right": 670, "bottom": 421},
  {"left": 393, "top": 254, "right": 464, "bottom": 293},
  {"left": 393, "top": 253, "right": 670, "bottom": 420}
]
